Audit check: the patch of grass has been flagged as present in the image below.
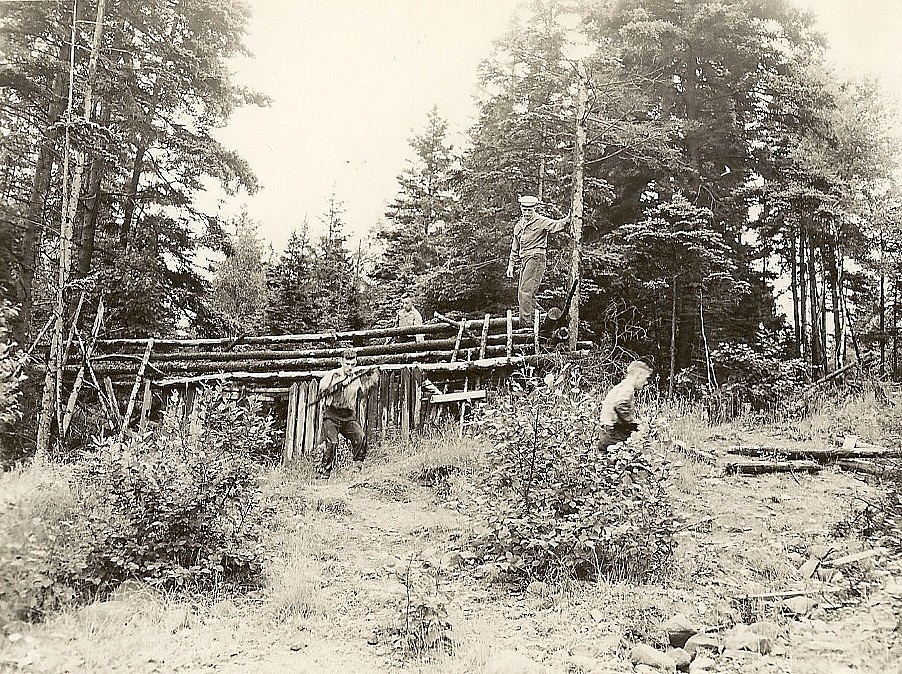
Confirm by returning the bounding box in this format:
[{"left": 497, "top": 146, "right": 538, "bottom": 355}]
[
  {"left": 264, "top": 536, "right": 328, "bottom": 623},
  {"left": 793, "top": 385, "right": 902, "bottom": 446},
  {"left": 0, "top": 457, "right": 82, "bottom": 623}
]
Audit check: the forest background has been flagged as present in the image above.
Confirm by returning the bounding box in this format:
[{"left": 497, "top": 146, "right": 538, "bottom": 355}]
[{"left": 2, "top": 0, "right": 902, "bottom": 456}]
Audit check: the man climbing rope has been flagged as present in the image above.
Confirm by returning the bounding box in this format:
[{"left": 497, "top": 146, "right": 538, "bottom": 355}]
[
  {"left": 505, "top": 195, "right": 571, "bottom": 329},
  {"left": 314, "top": 349, "right": 380, "bottom": 478}
]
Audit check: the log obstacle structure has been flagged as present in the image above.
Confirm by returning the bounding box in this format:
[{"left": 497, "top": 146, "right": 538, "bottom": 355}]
[{"left": 51, "top": 311, "right": 584, "bottom": 464}]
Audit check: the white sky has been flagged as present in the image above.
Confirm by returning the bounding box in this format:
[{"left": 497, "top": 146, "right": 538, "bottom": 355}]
[{"left": 212, "top": 0, "right": 902, "bottom": 252}]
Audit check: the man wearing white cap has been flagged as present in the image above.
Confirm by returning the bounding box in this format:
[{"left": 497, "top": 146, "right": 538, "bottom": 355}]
[{"left": 506, "top": 195, "right": 571, "bottom": 328}]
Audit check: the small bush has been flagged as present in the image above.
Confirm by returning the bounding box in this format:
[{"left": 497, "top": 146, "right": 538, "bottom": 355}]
[
  {"left": 72, "top": 385, "right": 273, "bottom": 595},
  {"left": 0, "top": 385, "right": 274, "bottom": 622},
  {"left": 468, "top": 373, "right": 676, "bottom": 583},
  {"left": 705, "top": 341, "right": 809, "bottom": 420},
  {"left": 389, "top": 556, "right": 454, "bottom": 657},
  {"left": 0, "top": 460, "right": 84, "bottom": 623}
]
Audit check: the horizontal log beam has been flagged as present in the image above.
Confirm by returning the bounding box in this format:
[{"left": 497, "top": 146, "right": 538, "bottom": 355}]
[
  {"left": 94, "top": 316, "right": 523, "bottom": 351},
  {"left": 82, "top": 333, "right": 534, "bottom": 364},
  {"left": 148, "top": 351, "right": 585, "bottom": 387},
  {"left": 56, "top": 342, "right": 542, "bottom": 377}
]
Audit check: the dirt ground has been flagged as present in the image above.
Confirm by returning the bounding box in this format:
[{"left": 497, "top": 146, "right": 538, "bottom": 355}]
[{"left": 1, "top": 427, "right": 900, "bottom": 674}]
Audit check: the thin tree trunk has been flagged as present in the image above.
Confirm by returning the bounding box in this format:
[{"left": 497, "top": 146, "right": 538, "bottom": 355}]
[
  {"left": 37, "top": 0, "right": 108, "bottom": 455},
  {"left": 78, "top": 98, "right": 111, "bottom": 275},
  {"left": 790, "top": 224, "right": 801, "bottom": 357},
  {"left": 669, "top": 277, "right": 678, "bottom": 399},
  {"left": 807, "top": 231, "right": 822, "bottom": 372},
  {"left": 19, "top": 64, "right": 67, "bottom": 342},
  {"left": 699, "top": 288, "right": 716, "bottom": 388},
  {"left": 568, "top": 62, "right": 586, "bottom": 351},
  {"left": 799, "top": 228, "right": 808, "bottom": 362},
  {"left": 879, "top": 235, "right": 886, "bottom": 377}
]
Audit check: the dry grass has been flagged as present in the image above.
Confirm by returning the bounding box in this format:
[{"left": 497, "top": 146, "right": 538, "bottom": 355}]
[{"left": 794, "top": 385, "right": 902, "bottom": 446}]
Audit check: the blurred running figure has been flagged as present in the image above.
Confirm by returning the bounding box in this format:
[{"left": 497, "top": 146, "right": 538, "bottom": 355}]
[
  {"left": 315, "top": 349, "right": 380, "bottom": 478},
  {"left": 596, "top": 360, "right": 653, "bottom": 451},
  {"left": 505, "top": 195, "right": 570, "bottom": 328}
]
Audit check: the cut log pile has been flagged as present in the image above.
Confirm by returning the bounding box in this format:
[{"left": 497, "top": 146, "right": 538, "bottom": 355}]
[
  {"left": 39, "top": 310, "right": 587, "bottom": 463},
  {"left": 54, "top": 313, "right": 541, "bottom": 383},
  {"left": 723, "top": 435, "right": 901, "bottom": 478}
]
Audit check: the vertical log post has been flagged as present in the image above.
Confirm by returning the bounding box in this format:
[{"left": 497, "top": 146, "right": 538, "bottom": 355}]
[
  {"left": 506, "top": 310, "right": 513, "bottom": 357},
  {"left": 118, "top": 337, "right": 153, "bottom": 441},
  {"left": 569, "top": 60, "right": 587, "bottom": 351},
  {"left": 283, "top": 382, "right": 299, "bottom": 464}
]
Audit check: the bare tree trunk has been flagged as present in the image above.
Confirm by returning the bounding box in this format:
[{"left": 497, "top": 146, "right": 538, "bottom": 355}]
[
  {"left": 790, "top": 225, "right": 801, "bottom": 358},
  {"left": 77, "top": 98, "right": 111, "bottom": 275},
  {"left": 568, "top": 62, "right": 586, "bottom": 351},
  {"left": 18, "top": 64, "right": 67, "bottom": 342},
  {"left": 806, "top": 231, "right": 822, "bottom": 373},
  {"left": 799, "top": 229, "right": 808, "bottom": 362},
  {"left": 669, "top": 277, "right": 678, "bottom": 399},
  {"left": 37, "top": 0, "right": 108, "bottom": 455},
  {"left": 879, "top": 235, "right": 886, "bottom": 377}
]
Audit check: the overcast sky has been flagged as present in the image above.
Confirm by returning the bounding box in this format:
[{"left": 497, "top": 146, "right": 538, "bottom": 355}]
[{"left": 212, "top": 0, "right": 902, "bottom": 252}]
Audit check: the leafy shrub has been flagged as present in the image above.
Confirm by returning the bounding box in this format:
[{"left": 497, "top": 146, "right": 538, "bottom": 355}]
[
  {"left": 389, "top": 555, "right": 454, "bottom": 656},
  {"left": 706, "top": 341, "right": 809, "bottom": 419},
  {"left": 72, "top": 385, "right": 273, "bottom": 595},
  {"left": 0, "top": 301, "right": 27, "bottom": 433},
  {"left": 469, "top": 372, "right": 676, "bottom": 583},
  {"left": 0, "top": 460, "right": 86, "bottom": 623},
  {"left": 0, "top": 386, "right": 274, "bottom": 622}
]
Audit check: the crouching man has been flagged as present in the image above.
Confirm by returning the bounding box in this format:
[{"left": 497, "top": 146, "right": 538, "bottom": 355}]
[
  {"left": 596, "top": 360, "right": 653, "bottom": 451},
  {"left": 315, "top": 349, "right": 380, "bottom": 478}
]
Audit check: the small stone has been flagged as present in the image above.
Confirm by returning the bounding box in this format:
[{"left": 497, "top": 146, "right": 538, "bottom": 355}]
[
  {"left": 682, "top": 633, "right": 721, "bottom": 658},
  {"left": 782, "top": 595, "right": 816, "bottom": 616},
  {"left": 749, "top": 620, "right": 780, "bottom": 641},
  {"left": 629, "top": 643, "right": 676, "bottom": 669},
  {"left": 288, "top": 641, "right": 306, "bottom": 652},
  {"left": 365, "top": 630, "right": 379, "bottom": 646},
  {"left": 724, "top": 624, "right": 772, "bottom": 654},
  {"left": 484, "top": 649, "right": 545, "bottom": 674},
  {"left": 590, "top": 608, "right": 605, "bottom": 623},
  {"left": 688, "top": 656, "right": 716, "bottom": 673},
  {"left": 662, "top": 613, "right": 698, "bottom": 648},
  {"left": 567, "top": 654, "right": 597, "bottom": 673},
  {"left": 665, "top": 647, "right": 691, "bottom": 671}
]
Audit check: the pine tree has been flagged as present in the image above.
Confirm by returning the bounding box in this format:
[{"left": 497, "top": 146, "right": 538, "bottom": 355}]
[
  {"left": 371, "top": 106, "right": 457, "bottom": 322},
  {"left": 210, "top": 212, "right": 269, "bottom": 336}
]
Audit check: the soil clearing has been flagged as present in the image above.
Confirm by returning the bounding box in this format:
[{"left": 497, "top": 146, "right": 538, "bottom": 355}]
[{"left": 1, "top": 429, "right": 900, "bottom": 674}]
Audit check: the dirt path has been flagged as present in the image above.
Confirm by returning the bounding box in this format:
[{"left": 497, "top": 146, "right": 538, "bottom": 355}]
[{"left": 1, "top": 445, "right": 901, "bottom": 674}]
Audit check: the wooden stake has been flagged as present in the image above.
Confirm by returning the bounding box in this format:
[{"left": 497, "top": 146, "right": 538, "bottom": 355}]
[
  {"left": 138, "top": 378, "right": 152, "bottom": 434},
  {"left": 61, "top": 298, "right": 105, "bottom": 438},
  {"left": 478, "top": 314, "right": 491, "bottom": 360},
  {"left": 506, "top": 310, "right": 513, "bottom": 357},
  {"left": 118, "top": 338, "right": 153, "bottom": 441},
  {"left": 103, "top": 376, "right": 121, "bottom": 424}
]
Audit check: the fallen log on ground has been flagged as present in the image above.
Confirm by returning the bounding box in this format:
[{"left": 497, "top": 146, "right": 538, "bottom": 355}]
[
  {"left": 728, "top": 445, "right": 902, "bottom": 461},
  {"left": 725, "top": 459, "right": 823, "bottom": 475},
  {"left": 670, "top": 440, "right": 718, "bottom": 465},
  {"left": 835, "top": 459, "right": 899, "bottom": 478}
]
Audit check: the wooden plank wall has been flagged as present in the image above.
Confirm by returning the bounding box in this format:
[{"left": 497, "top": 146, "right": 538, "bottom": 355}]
[{"left": 281, "top": 367, "right": 423, "bottom": 465}]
